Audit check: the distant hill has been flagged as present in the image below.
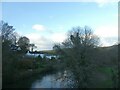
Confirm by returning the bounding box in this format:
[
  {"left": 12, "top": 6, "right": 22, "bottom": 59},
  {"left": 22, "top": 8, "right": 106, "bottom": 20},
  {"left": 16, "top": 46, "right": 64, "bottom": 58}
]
[
  {"left": 40, "top": 50, "right": 56, "bottom": 55},
  {"left": 91, "top": 44, "right": 118, "bottom": 67}
]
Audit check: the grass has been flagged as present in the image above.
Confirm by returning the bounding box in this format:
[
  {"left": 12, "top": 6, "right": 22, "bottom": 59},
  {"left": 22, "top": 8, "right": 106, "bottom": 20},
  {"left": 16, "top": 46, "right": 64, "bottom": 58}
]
[
  {"left": 95, "top": 66, "right": 118, "bottom": 88},
  {"left": 97, "top": 67, "right": 113, "bottom": 75}
]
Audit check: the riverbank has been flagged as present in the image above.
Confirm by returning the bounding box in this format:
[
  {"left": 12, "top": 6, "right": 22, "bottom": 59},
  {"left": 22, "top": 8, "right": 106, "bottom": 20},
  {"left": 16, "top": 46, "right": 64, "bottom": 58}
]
[
  {"left": 2, "top": 55, "right": 58, "bottom": 89},
  {"left": 5, "top": 69, "right": 57, "bottom": 89}
]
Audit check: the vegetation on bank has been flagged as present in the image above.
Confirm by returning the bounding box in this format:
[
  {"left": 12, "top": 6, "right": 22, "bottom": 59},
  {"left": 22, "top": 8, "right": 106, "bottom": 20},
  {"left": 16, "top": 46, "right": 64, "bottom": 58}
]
[
  {"left": 1, "top": 21, "right": 58, "bottom": 88},
  {"left": 1, "top": 21, "right": 119, "bottom": 88},
  {"left": 3, "top": 52, "right": 58, "bottom": 88},
  {"left": 53, "top": 26, "right": 118, "bottom": 88}
]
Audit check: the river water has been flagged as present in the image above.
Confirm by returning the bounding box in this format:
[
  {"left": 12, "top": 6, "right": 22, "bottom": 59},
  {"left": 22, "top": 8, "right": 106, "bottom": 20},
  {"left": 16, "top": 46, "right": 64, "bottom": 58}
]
[{"left": 30, "top": 70, "right": 74, "bottom": 89}]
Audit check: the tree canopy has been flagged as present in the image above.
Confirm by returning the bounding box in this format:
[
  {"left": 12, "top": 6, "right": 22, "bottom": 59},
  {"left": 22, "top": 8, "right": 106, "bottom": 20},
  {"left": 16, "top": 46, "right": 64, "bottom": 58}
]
[
  {"left": 53, "top": 26, "right": 100, "bottom": 87},
  {"left": 17, "top": 36, "right": 30, "bottom": 53}
]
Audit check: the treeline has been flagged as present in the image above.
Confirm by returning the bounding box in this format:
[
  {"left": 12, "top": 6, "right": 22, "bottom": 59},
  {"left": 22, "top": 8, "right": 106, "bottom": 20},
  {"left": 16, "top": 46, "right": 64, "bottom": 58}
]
[
  {"left": 1, "top": 21, "right": 57, "bottom": 88},
  {"left": 1, "top": 21, "right": 119, "bottom": 88},
  {"left": 53, "top": 26, "right": 119, "bottom": 88}
]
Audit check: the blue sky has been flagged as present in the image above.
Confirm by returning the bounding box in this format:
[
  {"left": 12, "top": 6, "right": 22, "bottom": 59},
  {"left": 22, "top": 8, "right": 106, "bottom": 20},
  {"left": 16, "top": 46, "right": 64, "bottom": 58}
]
[{"left": 2, "top": 1, "right": 118, "bottom": 50}]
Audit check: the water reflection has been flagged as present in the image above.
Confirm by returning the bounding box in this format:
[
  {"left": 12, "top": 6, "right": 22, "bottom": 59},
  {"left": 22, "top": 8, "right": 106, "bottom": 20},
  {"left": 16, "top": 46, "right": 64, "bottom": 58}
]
[{"left": 31, "top": 70, "right": 74, "bottom": 88}]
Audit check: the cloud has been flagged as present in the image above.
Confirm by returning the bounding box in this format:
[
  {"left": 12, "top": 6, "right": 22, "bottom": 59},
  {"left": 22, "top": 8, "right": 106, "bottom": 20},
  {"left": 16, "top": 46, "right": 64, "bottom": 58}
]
[
  {"left": 94, "top": 25, "right": 118, "bottom": 38},
  {"left": 25, "top": 30, "right": 67, "bottom": 50},
  {"left": 26, "top": 33, "right": 61, "bottom": 50},
  {"left": 100, "top": 37, "right": 118, "bottom": 46},
  {"left": 94, "top": 25, "right": 118, "bottom": 46},
  {"left": 94, "top": 0, "right": 118, "bottom": 7},
  {"left": 32, "top": 24, "right": 46, "bottom": 31},
  {"left": 25, "top": 33, "right": 53, "bottom": 50},
  {"left": 26, "top": 24, "right": 67, "bottom": 50},
  {"left": 51, "top": 32, "right": 67, "bottom": 43}
]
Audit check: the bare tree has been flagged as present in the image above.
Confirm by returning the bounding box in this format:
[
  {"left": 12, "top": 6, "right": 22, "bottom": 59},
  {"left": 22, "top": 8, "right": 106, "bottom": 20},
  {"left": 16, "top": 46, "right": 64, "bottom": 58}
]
[
  {"left": 53, "top": 26, "right": 100, "bottom": 88},
  {"left": 0, "top": 21, "right": 15, "bottom": 42}
]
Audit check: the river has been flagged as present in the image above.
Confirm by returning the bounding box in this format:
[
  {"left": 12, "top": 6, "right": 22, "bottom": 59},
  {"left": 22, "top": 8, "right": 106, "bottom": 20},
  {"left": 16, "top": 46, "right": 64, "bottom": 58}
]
[{"left": 30, "top": 70, "right": 74, "bottom": 89}]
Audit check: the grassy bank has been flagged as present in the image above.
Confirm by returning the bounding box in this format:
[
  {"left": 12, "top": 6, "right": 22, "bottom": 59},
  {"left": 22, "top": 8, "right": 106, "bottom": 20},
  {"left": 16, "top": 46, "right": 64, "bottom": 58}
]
[{"left": 2, "top": 55, "right": 57, "bottom": 88}]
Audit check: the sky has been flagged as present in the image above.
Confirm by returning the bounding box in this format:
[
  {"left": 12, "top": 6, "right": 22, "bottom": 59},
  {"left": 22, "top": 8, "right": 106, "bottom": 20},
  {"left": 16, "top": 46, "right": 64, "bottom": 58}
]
[{"left": 1, "top": 1, "right": 118, "bottom": 50}]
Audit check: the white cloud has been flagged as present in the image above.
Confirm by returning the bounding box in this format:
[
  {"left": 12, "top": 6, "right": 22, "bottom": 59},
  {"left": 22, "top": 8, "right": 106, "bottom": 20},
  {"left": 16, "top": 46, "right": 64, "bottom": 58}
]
[
  {"left": 94, "top": 0, "right": 118, "bottom": 7},
  {"left": 32, "top": 24, "right": 46, "bottom": 31},
  {"left": 26, "top": 24, "right": 67, "bottom": 50},
  {"left": 100, "top": 37, "right": 118, "bottom": 46},
  {"left": 94, "top": 25, "right": 118, "bottom": 46},
  {"left": 25, "top": 33, "right": 53, "bottom": 50},
  {"left": 25, "top": 31, "right": 67, "bottom": 50},
  {"left": 94, "top": 25, "right": 118, "bottom": 38},
  {"left": 95, "top": 0, "right": 109, "bottom": 7},
  {"left": 51, "top": 32, "right": 67, "bottom": 43}
]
